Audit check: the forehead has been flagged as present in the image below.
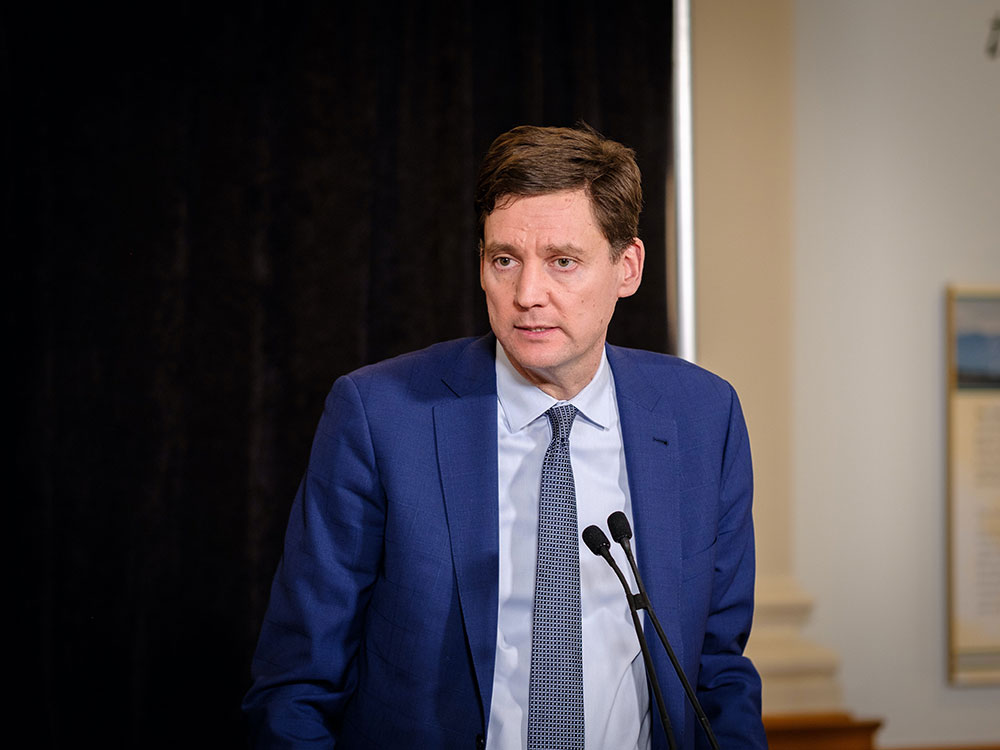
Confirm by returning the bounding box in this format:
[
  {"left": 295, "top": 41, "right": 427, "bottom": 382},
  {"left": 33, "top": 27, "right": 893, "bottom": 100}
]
[{"left": 483, "top": 189, "right": 607, "bottom": 250}]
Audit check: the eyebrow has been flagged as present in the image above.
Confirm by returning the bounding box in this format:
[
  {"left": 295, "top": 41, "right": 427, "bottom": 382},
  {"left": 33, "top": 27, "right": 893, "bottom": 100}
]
[{"left": 482, "top": 242, "right": 585, "bottom": 258}]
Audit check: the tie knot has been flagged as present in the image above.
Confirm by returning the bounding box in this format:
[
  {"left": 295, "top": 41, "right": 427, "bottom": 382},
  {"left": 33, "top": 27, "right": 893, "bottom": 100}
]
[{"left": 546, "top": 404, "right": 578, "bottom": 444}]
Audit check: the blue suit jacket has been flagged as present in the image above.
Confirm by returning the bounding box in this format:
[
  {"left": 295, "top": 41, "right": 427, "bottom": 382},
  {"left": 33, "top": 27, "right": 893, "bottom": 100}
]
[{"left": 244, "top": 335, "right": 765, "bottom": 749}]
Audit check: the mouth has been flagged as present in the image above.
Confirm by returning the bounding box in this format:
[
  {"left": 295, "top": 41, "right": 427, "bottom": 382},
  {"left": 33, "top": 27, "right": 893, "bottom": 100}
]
[
  {"left": 513, "top": 325, "right": 560, "bottom": 342},
  {"left": 515, "top": 325, "right": 557, "bottom": 333}
]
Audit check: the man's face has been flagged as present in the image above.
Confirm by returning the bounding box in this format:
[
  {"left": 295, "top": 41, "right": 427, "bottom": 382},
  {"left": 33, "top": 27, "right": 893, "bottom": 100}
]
[{"left": 480, "top": 189, "right": 644, "bottom": 400}]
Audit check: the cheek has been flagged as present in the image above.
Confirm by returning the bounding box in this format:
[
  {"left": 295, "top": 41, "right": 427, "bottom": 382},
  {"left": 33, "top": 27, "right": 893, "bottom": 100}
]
[
  {"left": 483, "top": 281, "right": 512, "bottom": 316},
  {"left": 576, "top": 290, "right": 617, "bottom": 329},
  {"left": 564, "top": 296, "right": 605, "bottom": 331},
  {"left": 481, "top": 276, "right": 499, "bottom": 303}
]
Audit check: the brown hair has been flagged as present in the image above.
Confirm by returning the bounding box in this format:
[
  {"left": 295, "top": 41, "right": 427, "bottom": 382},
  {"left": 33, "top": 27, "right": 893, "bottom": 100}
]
[{"left": 475, "top": 123, "right": 642, "bottom": 260}]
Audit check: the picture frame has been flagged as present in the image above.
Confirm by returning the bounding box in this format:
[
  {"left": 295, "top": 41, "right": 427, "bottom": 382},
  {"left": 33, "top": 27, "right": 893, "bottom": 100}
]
[{"left": 946, "top": 286, "right": 1000, "bottom": 685}]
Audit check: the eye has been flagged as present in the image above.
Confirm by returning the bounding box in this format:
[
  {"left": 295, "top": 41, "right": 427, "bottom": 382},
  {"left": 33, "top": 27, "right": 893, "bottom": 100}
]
[
  {"left": 554, "top": 257, "right": 575, "bottom": 269},
  {"left": 494, "top": 256, "right": 513, "bottom": 268}
]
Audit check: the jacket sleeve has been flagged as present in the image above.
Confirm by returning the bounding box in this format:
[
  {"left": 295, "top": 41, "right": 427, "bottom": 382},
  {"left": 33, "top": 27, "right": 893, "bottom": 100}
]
[
  {"left": 694, "top": 385, "right": 767, "bottom": 750},
  {"left": 242, "top": 375, "right": 384, "bottom": 749}
]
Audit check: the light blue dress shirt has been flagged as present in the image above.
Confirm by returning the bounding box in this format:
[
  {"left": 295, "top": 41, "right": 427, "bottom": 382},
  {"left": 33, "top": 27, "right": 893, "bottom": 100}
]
[{"left": 486, "top": 343, "right": 651, "bottom": 750}]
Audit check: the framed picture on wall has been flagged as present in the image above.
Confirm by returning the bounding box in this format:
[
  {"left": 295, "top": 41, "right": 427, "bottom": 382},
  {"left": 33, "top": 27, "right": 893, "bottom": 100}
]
[{"left": 946, "top": 286, "right": 1000, "bottom": 685}]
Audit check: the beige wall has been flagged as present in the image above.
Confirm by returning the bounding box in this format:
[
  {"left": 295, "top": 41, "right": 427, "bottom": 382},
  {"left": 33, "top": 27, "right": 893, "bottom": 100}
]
[
  {"left": 692, "top": 0, "right": 794, "bottom": 579},
  {"left": 792, "top": 0, "right": 1000, "bottom": 745}
]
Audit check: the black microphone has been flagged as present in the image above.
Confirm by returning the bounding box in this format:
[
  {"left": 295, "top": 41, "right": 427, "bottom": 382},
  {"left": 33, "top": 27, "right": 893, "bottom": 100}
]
[
  {"left": 582, "top": 525, "right": 677, "bottom": 750},
  {"left": 607, "top": 511, "right": 721, "bottom": 750}
]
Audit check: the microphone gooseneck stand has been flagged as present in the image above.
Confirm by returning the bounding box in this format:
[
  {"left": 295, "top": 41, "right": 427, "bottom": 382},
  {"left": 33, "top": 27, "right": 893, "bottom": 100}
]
[
  {"left": 606, "top": 511, "right": 722, "bottom": 750},
  {"left": 582, "top": 525, "right": 678, "bottom": 750}
]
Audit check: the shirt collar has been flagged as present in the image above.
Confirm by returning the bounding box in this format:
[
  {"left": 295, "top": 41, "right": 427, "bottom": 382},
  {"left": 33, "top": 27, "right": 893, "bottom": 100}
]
[{"left": 495, "top": 342, "right": 612, "bottom": 433}]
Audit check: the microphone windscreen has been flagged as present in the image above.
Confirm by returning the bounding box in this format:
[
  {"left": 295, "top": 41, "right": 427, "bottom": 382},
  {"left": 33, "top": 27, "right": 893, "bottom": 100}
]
[
  {"left": 582, "top": 525, "right": 611, "bottom": 555},
  {"left": 607, "top": 511, "right": 633, "bottom": 543}
]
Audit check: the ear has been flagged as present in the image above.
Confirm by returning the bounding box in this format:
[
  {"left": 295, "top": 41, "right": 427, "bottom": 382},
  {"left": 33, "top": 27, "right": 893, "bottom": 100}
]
[{"left": 616, "top": 238, "right": 644, "bottom": 298}]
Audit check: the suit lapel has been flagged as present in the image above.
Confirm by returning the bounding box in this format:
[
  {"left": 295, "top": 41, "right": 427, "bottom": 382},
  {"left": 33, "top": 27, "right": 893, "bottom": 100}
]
[
  {"left": 434, "top": 336, "right": 500, "bottom": 723},
  {"left": 607, "top": 346, "right": 686, "bottom": 726}
]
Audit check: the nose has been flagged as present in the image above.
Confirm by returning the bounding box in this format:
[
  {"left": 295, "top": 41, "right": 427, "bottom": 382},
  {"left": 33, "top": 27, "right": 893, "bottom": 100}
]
[{"left": 513, "top": 261, "right": 548, "bottom": 309}]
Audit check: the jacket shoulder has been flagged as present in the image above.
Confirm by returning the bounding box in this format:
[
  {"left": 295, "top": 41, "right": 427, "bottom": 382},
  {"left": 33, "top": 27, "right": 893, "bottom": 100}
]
[
  {"left": 336, "top": 335, "right": 494, "bottom": 404},
  {"left": 607, "top": 345, "right": 737, "bottom": 401}
]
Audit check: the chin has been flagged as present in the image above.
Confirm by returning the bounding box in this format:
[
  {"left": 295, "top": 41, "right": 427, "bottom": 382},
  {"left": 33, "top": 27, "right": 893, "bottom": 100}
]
[{"left": 506, "top": 347, "right": 569, "bottom": 377}]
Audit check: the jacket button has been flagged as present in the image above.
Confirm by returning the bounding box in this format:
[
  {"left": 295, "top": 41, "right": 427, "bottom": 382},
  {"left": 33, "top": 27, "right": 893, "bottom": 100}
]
[{"left": 475, "top": 734, "right": 485, "bottom": 750}]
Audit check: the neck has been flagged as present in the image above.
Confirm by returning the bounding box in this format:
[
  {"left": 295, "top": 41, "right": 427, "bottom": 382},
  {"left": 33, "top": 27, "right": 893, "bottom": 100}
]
[{"left": 505, "top": 351, "right": 604, "bottom": 401}]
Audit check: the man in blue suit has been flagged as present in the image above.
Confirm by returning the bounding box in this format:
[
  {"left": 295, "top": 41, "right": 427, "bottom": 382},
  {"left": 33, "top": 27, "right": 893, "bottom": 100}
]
[{"left": 244, "top": 125, "right": 766, "bottom": 749}]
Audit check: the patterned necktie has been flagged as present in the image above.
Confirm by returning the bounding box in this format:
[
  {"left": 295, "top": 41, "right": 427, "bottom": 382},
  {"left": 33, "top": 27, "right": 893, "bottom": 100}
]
[{"left": 527, "top": 403, "right": 584, "bottom": 749}]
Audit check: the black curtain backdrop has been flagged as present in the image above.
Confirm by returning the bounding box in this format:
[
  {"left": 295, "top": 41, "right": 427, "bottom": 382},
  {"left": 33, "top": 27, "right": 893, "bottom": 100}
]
[{"left": 6, "top": 2, "right": 672, "bottom": 747}]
